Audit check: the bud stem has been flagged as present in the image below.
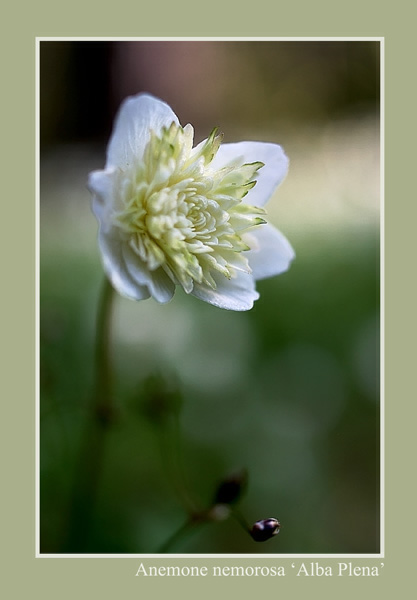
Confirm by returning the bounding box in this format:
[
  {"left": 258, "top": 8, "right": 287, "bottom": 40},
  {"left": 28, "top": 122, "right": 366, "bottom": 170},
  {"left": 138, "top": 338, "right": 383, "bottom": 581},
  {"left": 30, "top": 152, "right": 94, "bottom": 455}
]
[
  {"left": 230, "top": 507, "right": 251, "bottom": 534},
  {"left": 156, "top": 517, "right": 200, "bottom": 553}
]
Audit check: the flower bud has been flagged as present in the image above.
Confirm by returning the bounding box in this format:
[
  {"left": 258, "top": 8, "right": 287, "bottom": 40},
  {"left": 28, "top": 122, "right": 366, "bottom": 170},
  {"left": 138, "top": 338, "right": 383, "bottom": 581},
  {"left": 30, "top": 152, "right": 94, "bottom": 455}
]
[
  {"left": 250, "top": 518, "right": 281, "bottom": 542},
  {"left": 213, "top": 469, "right": 248, "bottom": 505}
]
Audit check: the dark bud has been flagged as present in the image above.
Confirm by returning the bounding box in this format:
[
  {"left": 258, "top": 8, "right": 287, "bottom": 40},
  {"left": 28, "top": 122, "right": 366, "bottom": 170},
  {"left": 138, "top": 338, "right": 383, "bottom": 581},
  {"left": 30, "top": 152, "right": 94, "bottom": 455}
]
[
  {"left": 250, "top": 518, "right": 281, "bottom": 542},
  {"left": 213, "top": 469, "right": 248, "bottom": 506}
]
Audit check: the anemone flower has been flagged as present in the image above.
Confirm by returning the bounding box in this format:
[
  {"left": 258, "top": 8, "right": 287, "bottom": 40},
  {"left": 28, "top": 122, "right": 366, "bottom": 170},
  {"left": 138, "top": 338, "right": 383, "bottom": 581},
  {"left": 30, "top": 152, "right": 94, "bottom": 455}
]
[{"left": 89, "top": 93, "right": 294, "bottom": 311}]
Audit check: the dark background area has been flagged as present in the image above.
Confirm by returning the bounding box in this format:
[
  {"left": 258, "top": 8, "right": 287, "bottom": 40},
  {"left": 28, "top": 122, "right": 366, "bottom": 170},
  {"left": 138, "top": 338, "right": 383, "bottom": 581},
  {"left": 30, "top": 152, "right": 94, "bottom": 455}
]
[{"left": 40, "top": 40, "right": 379, "bottom": 145}]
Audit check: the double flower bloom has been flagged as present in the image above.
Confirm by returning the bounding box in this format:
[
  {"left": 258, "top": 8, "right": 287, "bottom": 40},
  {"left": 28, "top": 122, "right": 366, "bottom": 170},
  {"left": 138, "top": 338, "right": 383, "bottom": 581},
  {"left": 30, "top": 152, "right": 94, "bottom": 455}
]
[{"left": 89, "top": 93, "right": 294, "bottom": 310}]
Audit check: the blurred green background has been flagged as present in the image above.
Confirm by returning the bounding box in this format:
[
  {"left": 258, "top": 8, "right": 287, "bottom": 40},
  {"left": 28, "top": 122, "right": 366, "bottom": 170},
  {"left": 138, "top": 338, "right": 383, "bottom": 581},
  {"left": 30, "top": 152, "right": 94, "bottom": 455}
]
[{"left": 40, "top": 40, "right": 380, "bottom": 554}]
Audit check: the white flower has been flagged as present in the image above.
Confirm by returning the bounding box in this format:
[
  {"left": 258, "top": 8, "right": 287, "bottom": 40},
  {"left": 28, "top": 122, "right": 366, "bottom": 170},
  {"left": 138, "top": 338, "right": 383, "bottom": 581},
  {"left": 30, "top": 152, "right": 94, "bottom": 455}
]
[{"left": 89, "top": 93, "right": 294, "bottom": 311}]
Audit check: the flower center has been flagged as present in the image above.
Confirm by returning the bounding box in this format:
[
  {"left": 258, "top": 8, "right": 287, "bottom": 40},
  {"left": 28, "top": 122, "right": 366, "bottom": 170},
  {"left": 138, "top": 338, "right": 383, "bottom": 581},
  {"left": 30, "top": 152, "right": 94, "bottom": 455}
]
[{"left": 113, "top": 122, "right": 266, "bottom": 293}]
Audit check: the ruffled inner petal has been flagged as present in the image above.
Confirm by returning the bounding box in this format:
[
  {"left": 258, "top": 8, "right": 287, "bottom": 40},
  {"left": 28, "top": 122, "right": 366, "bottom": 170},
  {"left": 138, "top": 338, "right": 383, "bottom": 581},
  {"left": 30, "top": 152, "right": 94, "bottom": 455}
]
[{"left": 123, "top": 243, "right": 175, "bottom": 304}]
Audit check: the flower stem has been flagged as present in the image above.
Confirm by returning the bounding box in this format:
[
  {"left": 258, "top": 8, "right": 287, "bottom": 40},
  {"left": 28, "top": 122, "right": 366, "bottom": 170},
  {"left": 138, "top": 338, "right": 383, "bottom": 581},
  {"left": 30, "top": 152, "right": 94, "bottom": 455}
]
[
  {"left": 62, "top": 276, "right": 115, "bottom": 552},
  {"left": 93, "top": 276, "right": 116, "bottom": 425},
  {"left": 172, "top": 412, "right": 202, "bottom": 513},
  {"left": 156, "top": 515, "right": 206, "bottom": 553}
]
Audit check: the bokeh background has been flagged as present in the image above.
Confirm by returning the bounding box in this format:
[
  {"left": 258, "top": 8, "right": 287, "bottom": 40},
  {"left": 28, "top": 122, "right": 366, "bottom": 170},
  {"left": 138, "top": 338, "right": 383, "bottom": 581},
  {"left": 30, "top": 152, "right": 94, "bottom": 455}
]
[{"left": 40, "top": 40, "right": 380, "bottom": 554}]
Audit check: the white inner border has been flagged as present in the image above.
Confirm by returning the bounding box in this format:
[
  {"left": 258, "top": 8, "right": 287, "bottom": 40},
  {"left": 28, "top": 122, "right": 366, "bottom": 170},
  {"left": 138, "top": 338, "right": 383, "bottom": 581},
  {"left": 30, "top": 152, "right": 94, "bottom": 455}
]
[{"left": 35, "top": 36, "right": 384, "bottom": 559}]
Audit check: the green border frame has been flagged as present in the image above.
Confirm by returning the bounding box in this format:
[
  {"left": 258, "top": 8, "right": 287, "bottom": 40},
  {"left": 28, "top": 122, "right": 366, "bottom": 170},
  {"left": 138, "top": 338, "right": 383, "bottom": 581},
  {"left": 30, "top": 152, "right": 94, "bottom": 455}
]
[{"left": 3, "top": 1, "right": 414, "bottom": 597}]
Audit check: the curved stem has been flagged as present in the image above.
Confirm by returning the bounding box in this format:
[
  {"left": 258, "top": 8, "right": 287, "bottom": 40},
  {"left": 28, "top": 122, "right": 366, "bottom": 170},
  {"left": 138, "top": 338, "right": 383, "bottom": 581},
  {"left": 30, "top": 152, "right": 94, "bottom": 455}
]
[
  {"left": 158, "top": 425, "right": 198, "bottom": 514},
  {"left": 156, "top": 515, "right": 206, "bottom": 553},
  {"left": 172, "top": 412, "right": 202, "bottom": 513},
  {"left": 62, "top": 276, "right": 115, "bottom": 552},
  {"left": 230, "top": 507, "right": 251, "bottom": 534},
  {"left": 93, "top": 276, "right": 116, "bottom": 425}
]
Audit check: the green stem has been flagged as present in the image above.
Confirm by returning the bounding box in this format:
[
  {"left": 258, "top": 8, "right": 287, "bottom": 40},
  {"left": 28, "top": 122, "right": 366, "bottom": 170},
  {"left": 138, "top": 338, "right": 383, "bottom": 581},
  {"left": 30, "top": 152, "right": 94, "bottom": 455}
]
[
  {"left": 157, "top": 515, "right": 206, "bottom": 554},
  {"left": 230, "top": 507, "right": 251, "bottom": 535},
  {"left": 158, "top": 425, "right": 198, "bottom": 514},
  {"left": 93, "top": 276, "right": 116, "bottom": 425},
  {"left": 62, "top": 276, "right": 115, "bottom": 552},
  {"left": 172, "top": 412, "right": 202, "bottom": 513}
]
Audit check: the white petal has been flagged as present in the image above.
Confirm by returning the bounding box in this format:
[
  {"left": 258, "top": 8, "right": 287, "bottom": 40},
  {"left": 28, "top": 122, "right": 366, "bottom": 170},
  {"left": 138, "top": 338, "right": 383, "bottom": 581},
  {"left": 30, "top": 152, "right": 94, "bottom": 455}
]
[
  {"left": 191, "top": 270, "right": 259, "bottom": 311},
  {"left": 211, "top": 141, "right": 289, "bottom": 207},
  {"left": 106, "top": 93, "right": 180, "bottom": 169},
  {"left": 123, "top": 244, "right": 175, "bottom": 304},
  {"left": 148, "top": 269, "right": 176, "bottom": 304},
  {"left": 99, "top": 231, "right": 150, "bottom": 301},
  {"left": 88, "top": 168, "right": 119, "bottom": 228},
  {"left": 244, "top": 224, "right": 295, "bottom": 281}
]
